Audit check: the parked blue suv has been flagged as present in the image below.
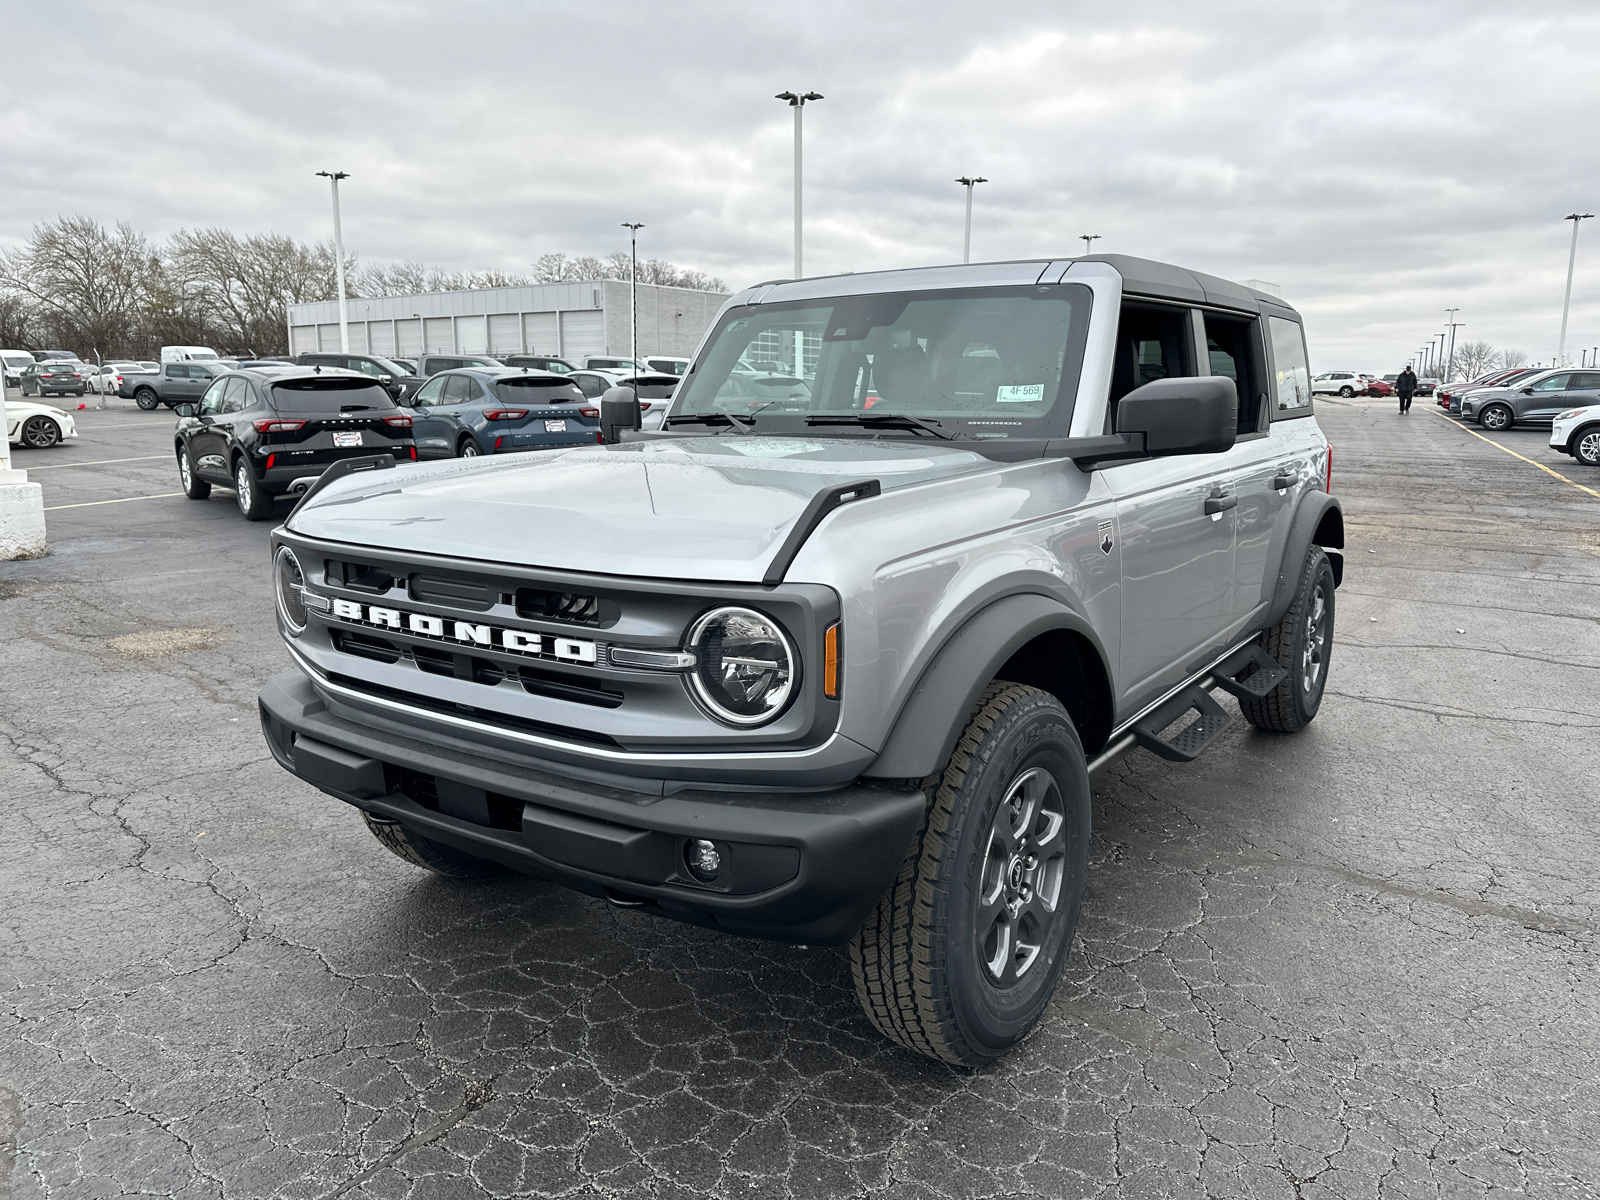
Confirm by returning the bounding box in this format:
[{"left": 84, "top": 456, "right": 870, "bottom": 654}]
[{"left": 405, "top": 368, "right": 598, "bottom": 458}]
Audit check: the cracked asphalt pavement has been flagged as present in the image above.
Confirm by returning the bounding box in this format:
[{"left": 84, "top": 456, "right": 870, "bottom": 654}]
[{"left": 2, "top": 396, "right": 1597, "bottom": 1198}]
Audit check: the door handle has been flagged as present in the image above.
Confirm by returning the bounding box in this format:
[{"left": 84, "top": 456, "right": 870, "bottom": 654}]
[
  {"left": 1272, "top": 473, "right": 1296, "bottom": 490},
  {"left": 1204, "top": 494, "right": 1238, "bottom": 514}
]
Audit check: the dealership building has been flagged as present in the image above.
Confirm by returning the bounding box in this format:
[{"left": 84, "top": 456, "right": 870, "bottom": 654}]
[{"left": 285, "top": 280, "right": 731, "bottom": 363}]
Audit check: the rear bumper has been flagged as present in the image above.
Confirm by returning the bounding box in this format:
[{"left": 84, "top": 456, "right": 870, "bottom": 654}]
[
  {"left": 261, "top": 449, "right": 413, "bottom": 494},
  {"left": 258, "top": 669, "right": 925, "bottom": 945}
]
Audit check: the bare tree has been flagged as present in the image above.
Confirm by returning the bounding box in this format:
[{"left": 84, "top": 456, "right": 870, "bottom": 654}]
[
  {"left": 1499, "top": 347, "right": 1528, "bottom": 369},
  {"left": 570, "top": 256, "right": 608, "bottom": 281},
  {"left": 168, "top": 227, "right": 349, "bottom": 353},
  {"left": 0, "top": 216, "right": 154, "bottom": 360},
  {"left": 1451, "top": 339, "right": 1498, "bottom": 381},
  {"left": 358, "top": 260, "right": 430, "bottom": 297},
  {"left": 0, "top": 292, "right": 40, "bottom": 349},
  {"left": 532, "top": 253, "right": 573, "bottom": 283}
]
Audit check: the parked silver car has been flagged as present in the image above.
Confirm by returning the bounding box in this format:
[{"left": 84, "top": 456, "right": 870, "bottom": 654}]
[{"left": 1460, "top": 368, "right": 1600, "bottom": 430}]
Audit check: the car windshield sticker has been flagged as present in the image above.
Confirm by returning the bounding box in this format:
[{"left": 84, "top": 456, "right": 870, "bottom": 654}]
[{"left": 996, "top": 384, "right": 1045, "bottom": 403}]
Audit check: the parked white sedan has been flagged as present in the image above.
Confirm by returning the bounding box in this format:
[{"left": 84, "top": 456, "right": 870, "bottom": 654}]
[
  {"left": 1551, "top": 402, "right": 1600, "bottom": 466},
  {"left": 5, "top": 399, "right": 79, "bottom": 449},
  {"left": 88, "top": 361, "right": 147, "bottom": 394}
]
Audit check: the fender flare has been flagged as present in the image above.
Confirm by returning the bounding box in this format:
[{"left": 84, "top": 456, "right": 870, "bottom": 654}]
[
  {"left": 1264, "top": 492, "right": 1344, "bottom": 628},
  {"left": 864, "top": 593, "right": 1109, "bottom": 780}
]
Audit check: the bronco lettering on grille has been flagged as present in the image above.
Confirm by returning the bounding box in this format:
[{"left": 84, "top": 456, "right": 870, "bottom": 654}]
[{"left": 328, "top": 598, "right": 598, "bottom": 663}]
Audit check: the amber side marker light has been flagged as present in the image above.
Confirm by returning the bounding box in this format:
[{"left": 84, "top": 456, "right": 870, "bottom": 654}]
[{"left": 824, "top": 623, "right": 839, "bottom": 699}]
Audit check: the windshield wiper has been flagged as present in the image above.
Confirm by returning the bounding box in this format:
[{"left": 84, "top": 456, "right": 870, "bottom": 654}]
[
  {"left": 805, "top": 413, "right": 956, "bottom": 440},
  {"left": 665, "top": 412, "right": 754, "bottom": 434},
  {"left": 340, "top": 404, "right": 384, "bottom": 412}
]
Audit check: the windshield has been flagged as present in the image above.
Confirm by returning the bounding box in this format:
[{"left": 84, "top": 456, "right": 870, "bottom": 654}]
[
  {"left": 270, "top": 378, "right": 398, "bottom": 413},
  {"left": 672, "top": 285, "right": 1091, "bottom": 440}
]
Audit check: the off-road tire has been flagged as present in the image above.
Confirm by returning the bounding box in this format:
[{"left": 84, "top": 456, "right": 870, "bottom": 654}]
[
  {"left": 20, "top": 416, "right": 60, "bottom": 448},
  {"left": 134, "top": 388, "right": 160, "bottom": 411},
  {"left": 234, "top": 457, "right": 273, "bottom": 521},
  {"left": 179, "top": 446, "right": 210, "bottom": 499},
  {"left": 1479, "top": 403, "right": 1513, "bottom": 431},
  {"left": 1239, "top": 546, "right": 1336, "bottom": 733},
  {"left": 849, "top": 682, "right": 1091, "bottom": 1066},
  {"left": 1571, "top": 426, "right": 1600, "bottom": 466},
  {"left": 362, "top": 812, "right": 506, "bottom": 878}
]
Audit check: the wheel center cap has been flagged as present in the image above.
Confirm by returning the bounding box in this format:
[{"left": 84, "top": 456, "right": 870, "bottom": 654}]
[{"left": 1007, "top": 856, "right": 1025, "bottom": 891}]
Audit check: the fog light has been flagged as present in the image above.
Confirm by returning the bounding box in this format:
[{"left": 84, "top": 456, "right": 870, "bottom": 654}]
[{"left": 686, "top": 838, "right": 722, "bottom": 881}]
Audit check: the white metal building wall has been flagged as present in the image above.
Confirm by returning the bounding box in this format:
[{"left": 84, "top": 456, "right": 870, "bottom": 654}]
[
  {"left": 522, "top": 313, "right": 558, "bottom": 354},
  {"left": 396, "top": 319, "right": 422, "bottom": 358},
  {"left": 368, "top": 321, "right": 396, "bottom": 356},
  {"left": 455, "top": 315, "right": 488, "bottom": 354},
  {"left": 317, "top": 324, "right": 341, "bottom": 351},
  {"left": 423, "top": 318, "right": 453, "bottom": 353}
]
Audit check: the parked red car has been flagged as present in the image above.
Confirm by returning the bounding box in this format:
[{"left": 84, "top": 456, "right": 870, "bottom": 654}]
[{"left": 1365, "top": 379, "right": 1393, "bottom": 397}]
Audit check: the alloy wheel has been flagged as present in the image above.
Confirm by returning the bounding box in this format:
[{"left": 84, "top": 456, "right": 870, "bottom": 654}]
[
  {"left": 1302, "top": 584, "right": 1328, "bottom": 694},
  {"left": 460, "top": 441, "right": 480, "bottom": 457},
  {"left": 976, "top": 766, "right": 1068, "bottom": 987},
  {"left": 235, "top": 463, "right": 252, "bottom": 513},
  {"left": 179, "top": 452, "right": 192, "bottom": 490},
  {"left": 21, "top": 416, "right": 59, "bottom": 448},
  {"left": 1482, "top": 406, "right": 1510, "bottom": 430},
  {"left": 1576, "top": 430, "right": 1600, "bottom": 466}
]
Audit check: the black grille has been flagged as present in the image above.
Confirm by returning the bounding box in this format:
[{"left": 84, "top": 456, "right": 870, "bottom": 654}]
[
  {"left": 325, "top": 670, "right": 623, "bottom": 748},
  {"left": 330, "top": 629, "right": 401, "bottom": 663},
  {"left": 515, "top": 587, "right": 618, "bottom": 626},
  {"left": 329, "top": 561, "right": 395, "bottom": 594},
  {"left": 409, "top": 573, "right": 495, "bottom": 611}
]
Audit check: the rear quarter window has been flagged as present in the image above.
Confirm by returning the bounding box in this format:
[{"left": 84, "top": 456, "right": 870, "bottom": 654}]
[{"left": 1268, "top": 317, "right": 1313, "bottom": 417}]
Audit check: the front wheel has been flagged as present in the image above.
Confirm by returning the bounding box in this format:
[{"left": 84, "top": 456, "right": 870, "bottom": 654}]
[
  {"left": 1339, "top": 386, "right": 1354, "bottom": 397},
  {"left": 362, "top": 812, "right": 506, "bottom": 878},
  {"left": 1239, "top": 547, "right": 1336, "bottom": 733},
  {"left": 20, "top": 415, "right": 61, "bottom": 448},
  {"left": 850, "top": 683, "right": 1091, "bottom": 1066},
  {"left": 234, "top": 459, "right": 273, "bottom": 520},
  {"left": 179, "top": 446, "right": 210, "bottom": 499},
  {"left": 134, "top": 389, "right": 160, "bottom": 411},
  {"left": 1480, "top": 404, "right": 1513, "bottom": 431},
  {"left": 1571, "top": 427, "right": 1600, "bottom": 466}
]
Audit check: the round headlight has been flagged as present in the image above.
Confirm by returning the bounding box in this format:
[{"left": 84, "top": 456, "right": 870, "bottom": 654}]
[
  {"left": 686, "top": 606, "right": 797, "bottom": 726},
  {"left": 275, "top": 546, "right": 308, "bottom": 634}
]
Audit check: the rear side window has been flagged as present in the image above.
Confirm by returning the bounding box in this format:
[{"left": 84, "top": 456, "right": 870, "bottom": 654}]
[
  {"left": 269, "top": 378, "right": 397, "bottom": 413},
  {"left": 492, "top": 377, "right": 585, "bottom": 404},
  {"left": 1268, "top": 317, "right": 1312, "bottom": 416},
  {"left": 1569, "top": 373, "right": 1600, "bottom": 390}
]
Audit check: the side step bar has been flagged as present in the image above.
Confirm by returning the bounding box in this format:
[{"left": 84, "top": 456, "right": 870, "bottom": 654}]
[{"left": 1088, "top": 642, "right": 1292, "bottom": 774}]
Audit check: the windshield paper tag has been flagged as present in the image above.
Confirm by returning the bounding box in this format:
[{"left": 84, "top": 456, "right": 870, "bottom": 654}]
[{"left": 996, "top": 384, "right": 1045, "bottom": 403}]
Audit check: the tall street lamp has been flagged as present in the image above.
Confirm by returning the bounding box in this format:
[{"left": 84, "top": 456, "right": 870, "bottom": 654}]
[
  {"left": 1080, "top": 234, "right": 1101, "bottom": 255},
  {"left": 955, "top": 177, "right": 987, "bottom": 264},
  {"left": 775, "top": 91, "right": 823, "bottom": 278},
  {"left": 621, "top": 222, "right": 644, "bottom": 366},
  {"left": 316, "top": 171, "right": 351, "bottom": 353},
  {"left": 1558, "top": 212, "right": 1594, "bottom": 364},
  {"left": 1444, "top": 309, "right": 1463, "bottom": 381}
]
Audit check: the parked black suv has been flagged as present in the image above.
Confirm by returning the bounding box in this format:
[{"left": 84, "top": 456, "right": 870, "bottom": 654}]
[
  {"left": 296, "top": 352, "right": 424, "bottom": 403},
  {"left": 174, "top": 367, "right": 417, "bottom": 520}
]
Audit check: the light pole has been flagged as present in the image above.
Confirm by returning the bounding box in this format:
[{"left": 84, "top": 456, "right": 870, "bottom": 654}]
[
  {"left": 316, "top": 171, "right": 350, "bottom": 352},
  {"left": 1558, "top": 212, "right": 1593, "bottom": 365},
  {"left": 621, "top": 222, "right": 643, "bottom": 367},
  {"left": 775, "top": 91, "right": 823, "bottom": 278},
  {"left": 1444, "top": 310, "right": 1463, "bottom": 381},
  {"left": 1080, "top": 234, "right": 1101, "bottom": 256},
  {"left": 955, "top": 177, "right": 987, "bottom": 264}
]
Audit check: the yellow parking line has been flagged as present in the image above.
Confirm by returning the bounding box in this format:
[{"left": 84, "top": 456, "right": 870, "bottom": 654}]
[
  {"left": 26, "top": 455, "right": 170, "bottom": 470},
  {"left": 45, "top": 492, "right": 184, "bottom": 511},
  {"left": 1430, "top": 411, "right": 1600, "bottom": 500}
]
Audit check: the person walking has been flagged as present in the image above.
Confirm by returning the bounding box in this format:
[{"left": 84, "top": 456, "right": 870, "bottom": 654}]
[{"left": 1396, "top": 364, "right": 1417, "bottom": 414}]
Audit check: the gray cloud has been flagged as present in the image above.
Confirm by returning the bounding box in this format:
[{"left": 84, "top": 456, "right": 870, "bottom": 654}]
[{"left": 5, "top": 0, "right": 1600, "bottom": 369}]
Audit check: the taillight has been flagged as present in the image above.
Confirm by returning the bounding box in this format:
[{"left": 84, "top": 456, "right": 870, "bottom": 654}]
[
  {"left": 253, "top": 418, "right": 307, "bottom": 433},
  {"left": 580, "top": 407, "right": 599, "bottom": 418},
  {"left": 494, "top": 436, "right": 504, "bottom": 450},
  {"left": 483, "top": 409, "right": 528, "bottom": 421},
  {"left": 265, "top": 453, "right": 276, "bottom": 470},
  {"left": 383, "top": 414, "right": 412, "bottom": 427},
  {"left": 1325, "top": 445, "right": 1333, "bottom": 493},
  {"left": 408, "top": 446, "right": 417, "bottom": 461},
  {"left": 639, "top": 402, "right": 652, "bottom": 411}
]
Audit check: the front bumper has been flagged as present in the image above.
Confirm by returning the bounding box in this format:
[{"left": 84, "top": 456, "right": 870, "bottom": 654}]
[{"left": 259, "top": 669, "right": 925, "bottom": 945}]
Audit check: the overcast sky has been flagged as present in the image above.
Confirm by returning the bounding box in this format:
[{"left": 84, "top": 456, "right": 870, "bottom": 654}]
[{"left": 6, "top": 0, "right": 1600, "bottom": 370}]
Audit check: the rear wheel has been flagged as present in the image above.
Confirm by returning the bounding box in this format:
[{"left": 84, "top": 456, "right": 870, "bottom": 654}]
[
  {"left": 179, "top": 446, "right": 210, "bottom": 499},
  {"left": 1338, "top": 386, "right": 1354, "bottom": 397},
  {"left": 362, "top": 812, "right": 506, "bottom": 878},
  {"left": 457, "top": 436, "right": 481, "bottom": 457},
  {"left": 134, "top": 388, "right": 160, "bottom": 411},
  {"left": 1572, "top": 427, "right": 1600, "bottom": 466},
  {"left": 234, "top": 458, "right": 272, "bottom": 520},
  {"left": 1239, "top": 547, "right": 1335, "bottom": 734},
  {"left": 849, "top": 683, "right": 1091, "bottom": 1065},
  {"left": 20, "top": 416, "right": 61, "bottom": 448},
  {"left": 1480, "top": 403, "right": 1513, "bottom": 431}
]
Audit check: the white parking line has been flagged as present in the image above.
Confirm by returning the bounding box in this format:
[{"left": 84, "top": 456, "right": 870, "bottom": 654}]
[
  {"left": 26, "top": 455, "right": 170, "bottom": 470},
  {"left": 44, "top": 492, "right": 184, "bottom": 511}
]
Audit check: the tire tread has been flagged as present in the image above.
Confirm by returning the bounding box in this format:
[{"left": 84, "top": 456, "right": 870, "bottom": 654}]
[
  {"left": 361, "top": 812, "right": 504, "bottom": 878},
  {"left": 1239, "top": 547, "right": 1331, "bottom": 733}
]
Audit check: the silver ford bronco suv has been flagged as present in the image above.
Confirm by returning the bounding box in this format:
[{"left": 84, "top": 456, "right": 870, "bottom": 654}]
[{"left": 260, "top": 254, "right": 1342, "bottom": 1065}]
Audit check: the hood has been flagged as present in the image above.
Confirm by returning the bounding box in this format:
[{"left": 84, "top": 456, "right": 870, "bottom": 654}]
[{"left": 288, "top": 436, "right": 992, "bottom": 582}]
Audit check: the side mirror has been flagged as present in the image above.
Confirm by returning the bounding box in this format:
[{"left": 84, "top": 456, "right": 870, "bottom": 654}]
[
  {"left": 379, "top": 374, "right": 393, "bottom": 384},
  {"left": 1115, "top": 375, "right": 1238, "bottom": 457},
  {"left": 1522, "top": 387, "right": 1535, "bottom": 394},
  {"left": 174, "top": 403, "right": 197, "bottom": 418},
  {"left": 600, "top": 386, "right": 641, "bottom": 444}
]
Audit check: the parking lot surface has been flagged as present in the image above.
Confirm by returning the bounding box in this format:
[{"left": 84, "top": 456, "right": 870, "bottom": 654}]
[{"left": 3, "top": 396, "right": 1597, "bottom": 1199}]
